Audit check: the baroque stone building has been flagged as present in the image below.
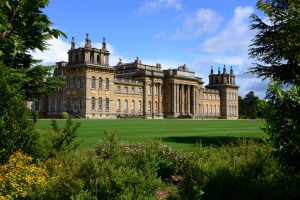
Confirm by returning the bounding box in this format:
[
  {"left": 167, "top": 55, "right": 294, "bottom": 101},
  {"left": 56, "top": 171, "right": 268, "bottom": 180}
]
[{"left": 38, "top": 34, "right": 239, "bottom": 119}]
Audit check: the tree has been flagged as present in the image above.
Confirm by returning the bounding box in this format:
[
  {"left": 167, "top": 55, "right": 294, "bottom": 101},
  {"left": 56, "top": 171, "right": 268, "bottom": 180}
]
[
  {"left": 0, "top": 0, "right": 65, "bottom": 163},
  {"left": 249, "top": 0, "right": 300, "bottom": 172},
  {"left": 238, "top": 91, "right": 261, "bottom": 119},
  {"left": 249, "top": 0, "right": 300, "bottom": 85}
]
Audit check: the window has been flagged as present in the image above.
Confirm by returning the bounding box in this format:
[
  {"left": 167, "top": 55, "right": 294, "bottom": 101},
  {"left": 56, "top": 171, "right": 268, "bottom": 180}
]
[
  {"left": 92, "top": 76, "right": 96, "bottom": 89},
  {"left": 125, "top": 87, "right": 128, "bottom": 93},
  {"left": 48, "top": 99, "right": 52, "bottom": 112},
  {"left": 97, "top": 55, "right": 100, "bottom": 64},
  {"left": 67, "top": 78, "right": 71, "bottom": 89},
  {"left": 106, "top": 78, "right": 109, "bottom": 90},
  {"left": 91, "top": 97, "right": 95, "bottom": 110},
  {"left": 73, "top": 98, "right": 77, "bottom": 110},
  {"left": 214, "top": 105, "right": 216, "bottom": 114},
  {"left": 132, "top": 87, "right": 135, "bottom": 94},
  {"left": 90, "top": 54, "right": 94, "bottom": 63},
  {"left": 138, "top": 100, "right": 141, "bottom": 112},
  {"left": 148, "top": 101, "right": 151, "bottom": 112},
  {"left": 131, "top": 100, "right": 135, "bottom": 112},
  {"left": 68, "top": 98, "right": 71, "bottom": 110},
  {"left": 139, "top": 88, "right": 142, "bottom": 94},
  {"left": 206, "top": 104, "right": 208, "bottom": 114},
  {"left": 79, "top": 77, "right": 83, "bottom": 89},
  {"left": 117, "top": 99, "right": 120, "bottom": 111},
  {"left": 124, "top": 100, "right": 128, "bottom": 112},
  {"left": 117, "top": 86, "right": 121, "bottom": 93},
  {"left": 71, "top": 77, "right": 76, "bottom": 88},
  {"left": 148, "top": 85, "right": 151, "bottom": 95},
  {"left": 79, "top": 98, "right": 83, "bottom": 110},
  {"left": 105, "top": 98, "right": 109, "bottom": 112},
  {"left": 99, "top": 98, "right": 102, "bottom": 111},
  {"left": 99, "top": 78, "right": 102, "bottom": 90},
  {"left": 155, "top": 101, "right": 157, "bottom": 112},
  {"left": 60, "top": 98, "right": 63, "bottom": 111},
  {"left": 54, "top": 99, "right": 57, "bottom": 112},
  {"left": 210, "top": 105, "right": 212, "bottom": 114}
]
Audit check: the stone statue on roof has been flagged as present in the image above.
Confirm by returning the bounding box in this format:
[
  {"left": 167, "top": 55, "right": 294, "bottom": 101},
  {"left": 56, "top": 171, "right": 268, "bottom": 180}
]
[{"left": 178, "top": 64, "right": 189, "bottom": 71}]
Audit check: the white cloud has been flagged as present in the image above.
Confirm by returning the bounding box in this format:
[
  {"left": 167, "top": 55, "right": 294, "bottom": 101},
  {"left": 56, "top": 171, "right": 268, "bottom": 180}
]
[
  {"left": 31, "top": 37, "right": 70, "bottom": 65},
  {"left": 172, "top": 8, "right": 223, "bottom": 40},
  {"left": 202, "top": 6, "right": 255, "bottom": 53},
  {"left": 136, "top": 0, "right": 182, "bottom": 15}
]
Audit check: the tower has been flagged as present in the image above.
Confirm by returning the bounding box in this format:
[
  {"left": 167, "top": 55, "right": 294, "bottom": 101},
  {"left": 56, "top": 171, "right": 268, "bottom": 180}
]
[{"left": 206, "top": 65, "right": 239, "bottom": 119}]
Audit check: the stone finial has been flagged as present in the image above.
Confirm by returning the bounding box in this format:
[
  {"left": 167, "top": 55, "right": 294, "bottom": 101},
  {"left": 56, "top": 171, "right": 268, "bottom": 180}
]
[
  {"left": 218, "top": 67, "right": 221, "bottom": 74},
  {"left": 118, "top": 58, "right": 123, "bottom": 65},
  {"left": 223, "top": 64, "right": 226, "bottom": 74},
  {"left": 230, "top": 66, "right": 233, "bottom": 75},
  {"left": 71, "top": 37, "right": 75, "bottom": 49},
  {"left": 85, "top": 33, "right": 91, "bottom": 48},
  {"left": 102, "top": 37, "right": 106, "bottom": 50},
  {"left": 210, "top": 66, "right": 214, "bottom": 74},
  {"left": 136, "top": 56, "right": 140, "bottom": 60}
]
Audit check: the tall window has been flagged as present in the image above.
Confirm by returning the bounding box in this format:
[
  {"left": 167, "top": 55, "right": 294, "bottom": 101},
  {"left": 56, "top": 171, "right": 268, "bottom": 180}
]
[
  {"left": 54, "top": 99, "right": 57, "bottom": 112},
  {"left": 48, "top": 99, "right": 52, "bottom": 112},
  {"left": 155, "top": 101, "right": 157, "bottom": 112},
  {"left": 99, "top": 98, "right": 102, "bottom": 111},
  {"left": 99, "top": 78, "right": 102, "bottom": 90},
  {"left": 79, "top": 77, "right": 83, "bottom": 89},
  {"left": 73, "top": 98, "right": 77, "bottom": 110},
  {"left": 71, "top": 77, "right": 76, "bottom": 88},
  {"left": 117, "top": 86, "right": 121, "bottom": 93},
  {"left": 138, "top": 100, "right": 141, "bottom": 112},
  {"left": 68, "top": 98, "right": 71, "bottom": 110},
  {"left": 106, "top": 78, "right": 109, "bottom": 90},
  {"left": 97, "top": 55, "right": 100, "bottom": 64},
  {"left": 148, "top": 101, "right": 151, "bottom": 112},
  {"left": 124, "top": 87, "right": 128, "bottom": 93},
  {"left": 105, "top": 98, "right": 109, "bottom": 112},
  {"left": 117, "top": 99, "right": 121, "bottom": 111},
  {"left": 124, "top": 100, "right": 128, "bottom": 112},
  {"left": 210, "top": 105, "right": 212, "bottom": 114},
  {"left": 92, "top": 76, "right": 96, "bottom": 89},
  {"left": 79, "top": 98, "right": 83, "bottom": 110},
  {"left": 91, "top": 97, "right": 95, "bottom": 110},
  {"left": 132, "top": 87, "right": 135, "bottom": 94},
  {"left": 131, "top": 100, "right": 135, "bottom": 112},
  {"left": 59, "top": 98, "right": 63, "bottom": 111}
]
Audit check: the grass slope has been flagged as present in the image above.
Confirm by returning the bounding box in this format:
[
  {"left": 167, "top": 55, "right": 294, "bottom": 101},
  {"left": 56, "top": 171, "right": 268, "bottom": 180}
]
[{"left": 36, "top": 119, "right": 265, "bottom": 151}]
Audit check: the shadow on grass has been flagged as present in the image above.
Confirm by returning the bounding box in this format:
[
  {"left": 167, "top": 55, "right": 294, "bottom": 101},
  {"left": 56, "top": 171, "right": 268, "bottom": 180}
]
[{"left": 159, "top": 136, "right": 265, "bottom": 147}]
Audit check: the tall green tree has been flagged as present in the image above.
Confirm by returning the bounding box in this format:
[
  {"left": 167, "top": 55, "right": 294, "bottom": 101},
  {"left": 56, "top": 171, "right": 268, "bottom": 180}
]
[
  {"left": 249, "top": 0, "right": 300, "bottom": 85},
  {"left": 249, "top": 0, "right": 300, "bottom": 172},
  {"left": 0, "top": 0, "right": 65, "bottom": 163}
]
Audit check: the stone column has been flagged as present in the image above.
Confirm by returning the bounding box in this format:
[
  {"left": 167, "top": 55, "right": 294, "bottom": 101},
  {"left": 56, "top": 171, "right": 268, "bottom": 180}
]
[
  {"left": 181, "top": 85, "right": 185, "bottom": 114},
  {"left": 172, "top": 83, "right": 176, "bottom": 114},
  {"left": 187, "top": 85, "right": 190, "bottom": 114},
  {"left": 158, "top": 83, "right": 161, "bottom": 114},
  {"left": 152, "top": 81, "right": 155, "bottom": 115},
  {"left": 176, "top": 84, "right": 179, "bottom": 114},
  {"left": 143, "top": 80, "right": 148, "bottom": 116}
]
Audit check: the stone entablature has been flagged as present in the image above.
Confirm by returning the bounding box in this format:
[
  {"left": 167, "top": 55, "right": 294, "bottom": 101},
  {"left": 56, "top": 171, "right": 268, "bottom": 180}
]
[{"left": 38, "top": 34, "right": 239, "bottom": 119}]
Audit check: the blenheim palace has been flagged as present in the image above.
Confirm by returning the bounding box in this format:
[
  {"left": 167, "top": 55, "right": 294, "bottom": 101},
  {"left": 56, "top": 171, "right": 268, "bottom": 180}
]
[{"left": 38, "top": 34, "right": 239, "bottom": 119}]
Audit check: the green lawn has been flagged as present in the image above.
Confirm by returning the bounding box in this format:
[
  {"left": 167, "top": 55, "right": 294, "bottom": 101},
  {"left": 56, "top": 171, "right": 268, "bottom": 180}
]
[{"left": 36, "top": 119, "right": 266, "bottom": 152}]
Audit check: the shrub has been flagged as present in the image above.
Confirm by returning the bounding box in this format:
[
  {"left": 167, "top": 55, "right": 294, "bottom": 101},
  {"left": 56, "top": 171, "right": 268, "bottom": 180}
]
[
  {"left": 60, "top": 111, "right": 69, "bottom": 119},
  {"left": 0, "top": 152, "right": 48, "bottom": 199}
]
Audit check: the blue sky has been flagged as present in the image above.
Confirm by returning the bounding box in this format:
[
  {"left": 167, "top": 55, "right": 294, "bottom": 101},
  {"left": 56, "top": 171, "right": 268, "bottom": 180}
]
[{"left": 32, "top": 0, "right": 268, "bottom": 98}]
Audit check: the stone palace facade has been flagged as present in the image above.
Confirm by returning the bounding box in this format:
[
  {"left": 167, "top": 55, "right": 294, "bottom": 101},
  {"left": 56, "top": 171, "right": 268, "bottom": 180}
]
[{"left": 37, "top": 34, "right": 239, "bottom": 119}]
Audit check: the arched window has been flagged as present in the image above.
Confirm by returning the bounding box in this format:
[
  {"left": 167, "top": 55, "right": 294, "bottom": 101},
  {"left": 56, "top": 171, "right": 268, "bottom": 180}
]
[
  {"left": 117, "top": 99, "right": 121, "bottom": 111},
  {"left": 99, "top": 98, "right": 102, "bottom": 111},
  {"left": 99, "top": 78, "right": 102, "bottom": 90},
  {"left": 91, "top": 76, "right": 96, "bottom": 89},
  {"left": 105, "top": 98, "right": 109, "bottom": 112},
  {"left": 91, "top": 97, "right": 95, "bottom": 110},
  {"left": 124, "top": 100, "right": 128, "bottom": 112},
  {"left": 138, "top": 100, "right": 141, "bottom": 112},
  {"left": 106, "top": 78, "right": 109, "bottom": 90},
  {"left": 97, "top": 55, "right": 100, "bottom": 64},
  {"left": 132, "top": 100, "right": 135, "bottom": 112}
]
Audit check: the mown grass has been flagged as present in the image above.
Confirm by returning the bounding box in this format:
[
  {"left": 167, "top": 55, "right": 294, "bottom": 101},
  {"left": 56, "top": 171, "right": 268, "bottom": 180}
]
[{"left": 36, "top": 119, "right": 265, "bottom": 151}]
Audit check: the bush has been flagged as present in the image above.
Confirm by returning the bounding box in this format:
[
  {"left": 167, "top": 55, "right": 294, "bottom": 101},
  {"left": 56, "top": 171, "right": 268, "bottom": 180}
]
[
  {"left": 60, "top": 112, "right": 69, "bottom": 119},
  {"left": 0, "top": 152, "right": 48, "bottom": 199}
]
